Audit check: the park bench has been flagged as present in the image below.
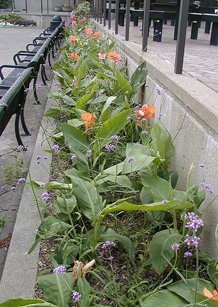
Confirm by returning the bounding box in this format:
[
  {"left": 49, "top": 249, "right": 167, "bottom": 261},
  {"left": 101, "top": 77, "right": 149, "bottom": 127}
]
[
  {"left": 0, "top": 67, "right": 34, "bottom": 149},
  {"left": 131, "top": 10, "right": 176, "bottom": 42},
  {"left": 0, "top": 16, "right": 63, "bottom": 148},
  {"left": 188, "top": 13, "right": 218, "bottom": 45}
]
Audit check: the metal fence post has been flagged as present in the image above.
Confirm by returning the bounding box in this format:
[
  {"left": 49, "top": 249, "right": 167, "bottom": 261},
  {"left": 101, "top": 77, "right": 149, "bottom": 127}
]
[
  {"left": 174, "top": 0, "right": 190, "bottom": 74},
  {"left": 97, "top": 0, "right": 99, "bottom": 22},
  {"left": 125, "top": 0, "right": 130, "bottom": 41},
  {"left": 40, "top": 0, "right": 43, "bottom": 14},
  {"left": 103, "top": 0, "right": 106, "bottom": 26},
  {"left": 108, "top": 0, "right": 112, "bottom": 29},
  {"left": 115, "top": 0, "right": 119, "bottom": 34},
  {"left": 142, "top": 0, "right": 150, "bottom": 51},
  {"left": 100, "top": 0, "right": 103, "bottom": 23}
]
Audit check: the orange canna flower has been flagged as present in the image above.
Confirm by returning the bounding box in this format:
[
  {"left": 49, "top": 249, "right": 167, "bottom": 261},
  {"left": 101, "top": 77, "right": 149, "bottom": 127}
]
[
  {"left": 81, "top": 112, "right": 96, "bottom": 129},
  {"left": 107, "top": 51, "right": 120, "bottom": 62},
  {"left": 70, "top": 52, "right": 79, "bottom": 60},
  {"left": 84, "top": 27, "right": 93, "bottom": 37},
  {"left": 141, "top": 104, "right": 157, "bottom": 119},
  {"left": 70, "top": 35, "right": 77, "bottom": 43},
  {"left": 72, "top": 21, "right": 76, "bottom": 26},
  {"left": 203, "top": 287, "right": 218, "bottom": 301},
  {"left": 94, "top": 31, "right": 100, "bottom": 40},
  {"left": 72, "top": 14, "right": 76, "bottom": 20}
]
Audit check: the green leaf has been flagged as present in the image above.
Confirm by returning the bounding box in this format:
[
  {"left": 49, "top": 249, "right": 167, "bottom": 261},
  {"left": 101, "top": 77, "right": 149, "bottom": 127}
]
[
  {"left": 0, "top": 298, "right": 51, "bottom": 307},
  {"left": 95, "top": 174, "right": 133, "bottom": 190},
  {"left": 65, "top": 174, "right": 103, "bottom": 222},
  {"left": 67, "top": 118, "right": 84, "bottom": 127},
  {"left": 151, "top": 122, "right": 175, "bottom": 173},
  {"left": 38, "top": 216, "right": 72, "bottom": 237},
  {"left": 99, "top": 96, "right": 116, "bottom": 123},
  {"left": 44, "top": 106, "right": 60, "bottom": 117},
  {"left": 61, "top": 123, "right": 90, "bottom": 152},
  {"left": 116, "top": 70, "right": 132, "bottom": 99},
  {"left": 62, "top": 95, "right": 76, "bottom": 106},
  {"left": 130, "top": 61, "right": 147, "bottom": 96},
  {"left": 100, "top": 228, "right": 135, "bottom": 261},
  {"left": 140, "top": 186, "right": 154, "bottom": 204},
  {"left": 122, "top": 154, "right": 154, "bottom": 174},
  {"left": 141, "top": 290, "right": 188, "bottom": 307},
  {"left": 94, "top": 109, "right": 131, "bottom": 152},
  {"left": 168, "top": 278, "right": 215, "bottom": 303},
  {"left": 148, "top": 229, "right": 182, "bottom": 275},
  {"left": 76, "top": 83, "right": 98, "bottom": 109},
  {"left": 208, "top": 263, "right": 218, "bottom": 285},
  {"left": 141, "top": 175, "right": 174, "bottom": 202},
  {"left": 56, "top": 195, "right": 77, "bottom": 214},
  {"left": 38, "top": 273, "right": 75, "bottom": 307}
]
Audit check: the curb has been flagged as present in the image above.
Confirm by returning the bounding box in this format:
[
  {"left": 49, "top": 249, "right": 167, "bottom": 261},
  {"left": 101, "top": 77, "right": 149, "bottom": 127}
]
[{"left": 0, "top": 81, "right": 56, "bottom": 302}]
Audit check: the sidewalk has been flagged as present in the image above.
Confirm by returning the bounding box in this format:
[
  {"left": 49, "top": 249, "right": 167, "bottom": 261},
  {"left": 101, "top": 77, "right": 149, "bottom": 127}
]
[{"left": 0, "top": 26, "right": 53, "bottom": 280}]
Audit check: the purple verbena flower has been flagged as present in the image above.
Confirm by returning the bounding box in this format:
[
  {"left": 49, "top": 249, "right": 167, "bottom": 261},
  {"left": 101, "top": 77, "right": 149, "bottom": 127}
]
[
  {"left": 49, "top": 203, "right": 54, "bottom": 208},
  {"left": 184, "top": 251, "right": 193, "bottom": 258},
  {"left": 127, "top": 156, "right": 135, "bottom": 163},
  {"left": 105, "top": 144, "right": 116, "bottom": 152},
  {"left": 199, "top": 163, "right": 205, "bottom": 168},
  {"left": 86, "top": 149, "right": 92, "bottom": 158},
  {"left": 72, "top": 291, "right": 81, "bottom": 302},
  {"left": 127, "top": 116, "right": 132, "bottom": 121},
  {"left": 52, "top": 144, "right": 60, "bottom": 154},
  {"left": 184, "top": 212, "right": 204, "bottom": 233},
  {"left": 41, "top": 192, "right": 49, "bottom": 202},
  {"left": 1, "top": 184, "right": 7, "bottom": 193},
  {"left": 172, "top": 243, "right": 180, "bottom": 250},
  {"left": 71, "top": 155, "right": 76, "bottom": 162},
  {"left": 199, "top": 182, "right": 214, "bottom": 194},
  {"left": 162, "top": 199, "right": 167, "bottom": 206},
  {"left": 17, "top": 177, "right": 26, "bottom": 185},
  {"left": 101, "top": 241, "right": 116, "bottom": 249},
  {"left": 142, "top": 130, "right": 148, "bottom": 135},
  {"left": 150, "top": 149, "right": 154, "bottom": 153},
  {"left": 110, "top": 135, "right": 119, "bottom": 142},
  {"left": 184, "top": 234, "right": 200, "bottom": 248},
  {"left": 108, "top": 256, "right": 114, "bottom": 261},
  {"left": 53, "top": 266, "right": 66, "bottom": 274},
  {"left": 11, "top": 186, "right": 16, "bottom": 192}
]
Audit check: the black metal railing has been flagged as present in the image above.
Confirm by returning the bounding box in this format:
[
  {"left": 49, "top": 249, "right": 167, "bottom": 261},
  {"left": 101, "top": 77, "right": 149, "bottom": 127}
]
[{"left": 92, "top": 0, "right": 191, "bottom": 74}]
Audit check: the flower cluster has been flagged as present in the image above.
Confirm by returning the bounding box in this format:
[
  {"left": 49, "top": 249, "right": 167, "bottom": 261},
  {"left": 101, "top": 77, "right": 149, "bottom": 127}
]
[
  {"left": 127, "top": 156, "right": 135, "bottom": 163},
  {"left": 184, "top": 234, "right": 200, "bottom": 248},
  {"left": 72, "top": 291, "right": 81, "bottom": 302},
  {"left": 101, "top": 241, "right": 116, "bottom": 249},
  {"left": 107, "top": 51, "right": 120, "bottom": 62},
  {"left": 81, "top": 112, "right": 96, "bottom": 129},
  {"left": 70, "top": 52, "right": 79, "bottom": 60},
  {"left": 105, "top": 144, "right": 116, "bottom": 152},
  {"left": 184, "top": 212, "right": 204, "bottom": 233},
  {"left": 41, "top": 192, "right": 49, "bottom": 202},
  {"left": 199, "top": 182, "right": 214, "bottom": 194},
  {"left": 110, "top": 135, "right": 119, "bottom": 142},
  {"left": 52, "top": 144, "right": 60, "bottom": 154},
  {"left": 53, "top": 266, "right": 66, "bottom": 274}
]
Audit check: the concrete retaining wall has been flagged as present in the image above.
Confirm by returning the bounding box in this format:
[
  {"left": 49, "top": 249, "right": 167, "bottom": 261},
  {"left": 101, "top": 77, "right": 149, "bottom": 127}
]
[{"left": 94, "top": 21, "right": 218, "bottom": 257}]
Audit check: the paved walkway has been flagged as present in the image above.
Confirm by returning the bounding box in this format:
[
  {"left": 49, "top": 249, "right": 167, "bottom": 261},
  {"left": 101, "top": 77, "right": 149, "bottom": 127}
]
[
  {"left": 109, "top": 18, "right": 218, "bottom": 93},
  {"left": 0, "top": 27, "right": 53, "bottom": 279}
]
